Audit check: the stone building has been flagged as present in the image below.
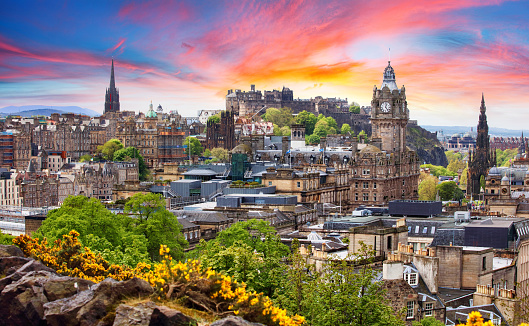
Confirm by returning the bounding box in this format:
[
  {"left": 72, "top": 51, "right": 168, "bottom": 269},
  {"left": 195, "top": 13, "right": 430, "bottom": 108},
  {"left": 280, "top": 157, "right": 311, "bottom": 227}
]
[
  {"left": 104, "top": 59, "right": 120, "bottom": 114},
  {"left": 18, "top": 174, "right": 59, "bottom": 208},
  {"left": 206, "top": 110, "right": 236, "bottom": 150},
  {"left": 467, "top": 95, "right": 496, "bottom": 196}
]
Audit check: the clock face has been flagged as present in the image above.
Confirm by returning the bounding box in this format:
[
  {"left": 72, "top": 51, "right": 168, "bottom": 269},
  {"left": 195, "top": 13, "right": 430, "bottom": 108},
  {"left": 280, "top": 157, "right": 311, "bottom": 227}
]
[{"left": 381, "top": 102, "right": 391, "bottom": 113}]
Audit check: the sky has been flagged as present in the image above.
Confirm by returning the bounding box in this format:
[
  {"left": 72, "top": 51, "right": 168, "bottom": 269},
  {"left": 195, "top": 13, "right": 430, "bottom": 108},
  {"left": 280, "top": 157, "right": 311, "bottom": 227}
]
[{"left": 1, "top": 0, "right": 529, "bottom": 129}]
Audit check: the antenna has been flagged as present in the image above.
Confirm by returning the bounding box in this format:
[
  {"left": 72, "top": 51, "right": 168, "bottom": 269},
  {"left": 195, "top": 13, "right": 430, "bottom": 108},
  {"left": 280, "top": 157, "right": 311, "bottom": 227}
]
[{"left": 388, "top": 48, "right": 391, "bottom": 62}]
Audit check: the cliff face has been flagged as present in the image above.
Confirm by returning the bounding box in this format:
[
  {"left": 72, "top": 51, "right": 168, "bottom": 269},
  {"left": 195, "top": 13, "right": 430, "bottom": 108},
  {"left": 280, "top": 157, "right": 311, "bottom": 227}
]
[{"left": 406, "top": 125, "right": 448, "bottom": 167}]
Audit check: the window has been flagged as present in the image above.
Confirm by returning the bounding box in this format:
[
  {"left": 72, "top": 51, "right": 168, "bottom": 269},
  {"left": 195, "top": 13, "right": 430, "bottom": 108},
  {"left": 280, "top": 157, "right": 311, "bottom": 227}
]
[
  {"left": 482, "top": 257, "right": 487, "bottom": 271},
  {"left": 268, "top": 181, "right": 272, "bottom": 186},
  {"left": 408, "top": 226, "right": 412, "bottom": 233},
  {"left": 424, "top": 303, "right": 433, "bottom": 316},
  {"left": 297, "top": 182, "right": 301, "bottom": 188},
  {"left": 363, "top": 193, "right": 369, "bottom": 201},
  {"left": 373, "top": 193, "right": 377, "bottom": 202},
  {"left": 355, "top": 193, "right": 359, "bottom": 201},
  {"left": 387, "top": 236, "right": 392, "bottom": 250},
  {"left": 406, "top": 301, "right": 414, "bottom": 319},
  {"left": 431, "top": 226, "right": 436, "bottom": 234},
  {"left": 373, "top": 182, "right": 377, "bottom": 189},
  {"left": 415, "top": 226, "right": 419, "bottom": 233},
  {"left": 355, "top": 182, "right": 358, "bottom": 188},
  {"left": 423, "top": 227, "right": 428, "bottom": 234},
  {"left": 404, "top": 273, "right": 418, "bottom": 286},
  {"left": 362, "top": 169, "right": 370, "bottom": 175},
  {"left": 363, "top": 182, "right": 369, "bottom": 189},
  {"left": 491, "top": 189, "right": 495, "bottom": 194}
]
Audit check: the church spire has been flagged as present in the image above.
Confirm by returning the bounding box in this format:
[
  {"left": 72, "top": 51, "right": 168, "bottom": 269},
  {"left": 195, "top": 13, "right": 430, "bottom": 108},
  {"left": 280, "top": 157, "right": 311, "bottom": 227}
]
[{"left": 110, "top": 59, "right": 116, "bottom": 90}]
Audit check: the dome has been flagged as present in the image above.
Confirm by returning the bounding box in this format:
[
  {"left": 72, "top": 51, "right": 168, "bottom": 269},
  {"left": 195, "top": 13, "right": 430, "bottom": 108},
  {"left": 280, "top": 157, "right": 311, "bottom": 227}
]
[
  {"left": 146, "top": 103, "right": 157, "bottom": 118},
  {"left": 360, "top": 144, "right": 382, "bottom": 154},
  {"left": 488, "top": 167, "right": 500, "bottom": 175},
  {"left": 501, "top": 175, "right": 509, "bottom": 184},
  {"left": 452, "top": 133, "right": 460, "bottom": 138},
  {"left": 156, "top": 104, "right": 163, "bottom": 112},
  {"left": 463, "top": 132, "right": 472, "bottom": 138},
  {"left": 231, "top": 143, "right": 253, "bottom": 155},
  {"left": 381, "top": 61, "right": 398, "bottom": 91}
]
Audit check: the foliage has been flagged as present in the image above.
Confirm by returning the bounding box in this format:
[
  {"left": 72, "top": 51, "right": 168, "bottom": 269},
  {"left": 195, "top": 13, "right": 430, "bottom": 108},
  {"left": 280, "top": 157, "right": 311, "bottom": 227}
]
[
  {"left": 358, "top": 130, "right": 368, "bottom": 143},
  {"left": 436, "top": 181, "right": 464, "bottom": 201},
  {"left": 97, "top": 139, "right": 124, "bottom": 161},
  {"left": 496, "top": 148, "right": 517, "bottom": 167},
  {"left": 194, "top": 220, "right": 289, "bottom": 297},
  {"left": 184, "top": 136, "right": 204, "bottom": 156},
  {"left": 447, "top": 158, "right": 466, "bottom": 174},
  {"left": 79, "top": 154, "right": 92, "bottom": 162},
  {"left": 295, "top": 111, "right": 318, "bottom": 135},
  {"left": 204, "top": 149, "right": 212, "bottom": 157},
  {"left": 419, "top": 173, "right": 438, "bottom": 200},
  {"left": 340, "top": 123, "right": 351, "bottom": 135},
  {"left": 460, "top": 167, "right": 468, "bottom": 186},
  {"left": 262, "top": 107, "right": 294, "bottom": 128},
  {"left": 349, "top": 105, "right": 361, "bottom": 114},
  {"left": 313, "top": 120, "right": 336, "bottom": 138},
  {"left": 211, "top": 147, "right": 229, "bottom": 162},
  {"left": 280, "top": 126, "right": 291, "bottom": 137},
  {"left": 445, "top": 150, "right": 463, "bottom": 164},
  {"left": 306, "top": 134, "right": 320, "bottom": 144},
  {"left": 413, "top": 316, "right": 445, "bottom": 326},
  {"left": 276, "top": 241, "right": 404, "bottom": 326},
  {"left": 421, "top": 164, "right": 457, "bottom": 177},
  {"left": 123, "top": 193, "right": 188, "bottom": 261},
  {"left": 36, "top": 195, "right": 151, "bottom": 267},
  {"left": 208, "top": 114, "right": 221, "bottom": 124},
  {"left": 13, "top": 230, "right": 150, "bottom": 283},
  {"left": 114, "top": 146, "right": 148, "bottom": 180},
  {"left": 0, "top": 231, "right": 14, "bottom": 245},
  {"left": 145, "top": 245, "right": 304, "bottom": 326}
]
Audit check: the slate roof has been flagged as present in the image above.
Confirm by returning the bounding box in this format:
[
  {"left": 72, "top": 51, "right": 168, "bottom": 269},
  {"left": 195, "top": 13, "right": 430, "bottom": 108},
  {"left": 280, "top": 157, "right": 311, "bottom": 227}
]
[
  {"left": 445, "top": 304, "right": 508, "bottom": 326},
  {"left": 171, "top": 210, "right": 232, "bottom": 223},
  {"left": 177, "top": 218, "right": 199, "bottom": 230}
]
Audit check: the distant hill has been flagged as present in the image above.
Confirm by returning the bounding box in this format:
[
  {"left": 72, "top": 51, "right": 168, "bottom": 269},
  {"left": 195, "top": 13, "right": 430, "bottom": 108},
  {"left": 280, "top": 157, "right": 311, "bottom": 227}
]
[
  {"left": 422, "top": 125, "right": 523, "bottom": 138},
  {"left": 406, "top": 125, "right": 448, "bottom": 167},
  {"left": 0, "top": 105, "right": 100, "bottom": 117}
]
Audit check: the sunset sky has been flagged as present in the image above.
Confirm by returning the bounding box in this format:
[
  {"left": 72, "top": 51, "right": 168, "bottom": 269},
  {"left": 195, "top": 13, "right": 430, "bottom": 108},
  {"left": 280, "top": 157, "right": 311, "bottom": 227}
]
[{"left": 1, "top": 0, "right": 528, "bottom": 129}]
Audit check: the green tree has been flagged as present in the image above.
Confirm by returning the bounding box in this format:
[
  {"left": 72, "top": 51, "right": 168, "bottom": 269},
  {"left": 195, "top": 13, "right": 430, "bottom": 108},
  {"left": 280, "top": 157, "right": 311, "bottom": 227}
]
[
  {"left": 496, "top": 148, "right": 517, "bottom": 166},
  {"left": 295, "top": 111, "right": 318, "bottom": 135},
  {"left": 207, "top": 114, "right": 221, "bottom": 124},
  {"left": 79, "top": 154, "right": 92, "bottom": 162},
  {"left": 195, "top": 220, "right": 289, "bottom": 297},
  {"left": 306, "top": 134, "right": 321, "bottom": 144},
  {"left": 447, "top": 158, "right": 466, "bottom": 173},
  {"left": 273, "top": 123, "right": 282, "bottom": 136},
  {"left": 349, "top": 105, "right": 361, "bottom": 114},
  {"left": 436, "top": 181, "right": 464, "bottom": 201},
  {"left": 419, "top": 173, "right": 438, "bottom": 200},
  {"left": 314, "top": 120, "right": 330, "bottom": 138},
  {"left": 96, "top": 139, "right": 124, "bottom": 161},
  {"left": 460, "top": 167, "right": 468, "bottom": 186},
  {"left": 35, "top": 195, "right": 150, "bottom": 267},
  {"left": 211, "top": 147, "right": 229, "bottom": 162},
  {"left": 358, "top": 130, "right": 368, "bottom": 143},
  {"left": 114, "top": 146, "right": 148, "bottom": 180},
  {"left": 123, "top": 193, "right": 187, "bottom": 261},
  {"left": 420, "top": 164, "right": 457, "bottom": 177},
  {"left": 412, "top": 317, "right": 445, "bottom": 326},
  {"left": 262, "top": 107, "right": 293, "bottom": 127},
  {"left": 184, "top": 136, "right": 204, "bottom": 156},
  {"left": 445, "top": 150, "right": 463, "bottom": 164},
  {"left": 280, "top": 125, "right": 291, "bottom": 136},
  {"left": 323, "top": 116, "right": 337, "bottom": 130},
  {"left": 341, "top": 123, "right": 351, "bottom": 135},
  {"left": 203, "top": 149, "right": 212, "bottom": 157}
]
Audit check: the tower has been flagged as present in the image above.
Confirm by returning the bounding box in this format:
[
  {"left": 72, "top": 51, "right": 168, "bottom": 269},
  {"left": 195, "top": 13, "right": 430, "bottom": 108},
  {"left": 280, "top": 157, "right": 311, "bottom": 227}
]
[
  {"left": 467, "top": 94, "right": 495, "bottom": 196},
  {"left": 104, "top": 59, "right": 120, "bottom": 114},
  {"left": 370, "top": 61, "right": 408, "bottom": 153}
]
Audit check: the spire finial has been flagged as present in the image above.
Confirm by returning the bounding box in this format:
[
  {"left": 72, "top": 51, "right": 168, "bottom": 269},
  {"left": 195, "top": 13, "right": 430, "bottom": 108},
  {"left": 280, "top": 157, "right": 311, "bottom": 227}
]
[
  {"left": 388, "top": 47, "right": 391, "bottom": 63},
  {"left": 110, "top": 59, "right": 116, "bottom": 89}
]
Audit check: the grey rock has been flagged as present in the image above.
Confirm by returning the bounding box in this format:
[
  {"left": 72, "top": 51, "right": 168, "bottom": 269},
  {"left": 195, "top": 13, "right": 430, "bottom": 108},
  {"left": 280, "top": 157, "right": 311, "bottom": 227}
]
[
  {"left": 211, "top": 316, "right": 264, "bottom": 326},
  {"left": 113, "top": 302, "right": 156, "bottom": 326},
  {"left": 0, "top": 244, "right": 25, "bottom": 258},
  {"left": 0, "top": 256, "right": 32, "bottom": 275},
  {"left": 149, "top": 305, "right": 197, "bottom": 326}
]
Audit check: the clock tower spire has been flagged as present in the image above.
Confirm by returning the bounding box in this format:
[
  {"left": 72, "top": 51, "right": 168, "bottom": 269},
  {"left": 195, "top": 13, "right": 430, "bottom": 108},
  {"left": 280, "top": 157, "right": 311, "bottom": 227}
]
[{"left": 370, "top": 61, "right": 408, "bottom": 153}]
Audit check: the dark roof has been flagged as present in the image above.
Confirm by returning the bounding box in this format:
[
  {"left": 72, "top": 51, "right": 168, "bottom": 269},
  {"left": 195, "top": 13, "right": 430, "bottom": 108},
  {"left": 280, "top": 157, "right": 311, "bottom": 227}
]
[
  {"left": 172, "top": 210, "right": 231, "bottom": 223},
  {"left": 437, "top": 287, "right": 474, "bottom": 304},
  {"left": 430, "top": 228, "right": 465, "bottom": 247},
  {"left": 177, "top": 218, "right": 199, "bottom": 230},
  {"left": 445, "top": 304, "right": 508, "bottom": 326}
]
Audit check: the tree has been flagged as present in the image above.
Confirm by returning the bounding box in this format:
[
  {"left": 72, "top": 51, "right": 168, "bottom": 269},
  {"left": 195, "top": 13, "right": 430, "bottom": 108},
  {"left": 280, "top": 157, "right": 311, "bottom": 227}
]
[
  {"left": 419, "top": 173, "right": 438, "bottom": 200},
  {"left": 276, "top": 242, "right": 405, "bottom": 326},
  {"left": 412, "top": 317, "right": 445, "bottom": 326},
  {"left": 273, "top": 123, "right": 282, "bottom": 136},
  {"left": 306, "top": 134, "right": 320, "bottom": 144},
  {"left": 123, "top": 193, "right": 187, "bottom": 261},
  {"left": 207, "top": 114, "right": 221, "bottom": 124},
  {"left": 262, "top": 107, "right": 293, "bottom": 127},
  {"left": 341, "top": 123, "right": 351, "bottom": 135},
  {"left": 211, "top": 147, "right": 229, "bottom": 162},
  {"left": 295, "top": 111, "right": 318, "bottom": 135},
  {"left": 203, "top": 149, "right": 212, "bottom": 157},
  {"left": 447, "top": 158, "right": 466, "bottom": 174},
  {"left": 349, "top": 105, "right": 361, "bottom": 114},
  {"left": 436, "top": 181, "right": 464, "bottom": 201},
  {"left": 114, "top": 146, "right": 148, "bottom": 180},
  {"left": 420, "top": 164, "right": 457, "bottom": 177},
  {"left": 496, "top": 148, "right": 517, "bottom": 167},
  {"left": 358, "top": 130, "right": 368, "bottom": 143},
  {"left": 445, "top": 150, "right": 463, "bottom": 164},
  {"left": 280, "top": 125, "right": 291, "bottom": 136},
  {"left": 195, "top": 220, "right": 289, "bottom": 297},
  {"left": 96, "top": 139, "right": 124, "bottom": 161},
  {"left": 314, "top": 120, "right": 330, "bottom": 138},
  {"left": 79, "top": 154, "right": 92, "bottom": 162},
  {"left": 184, "top": 136, "right": 204, "bottom": 156},
  {"left": 460, "top": 167, "right": 468, "bottom": 186},
  {"left": 35, "top": 195, "right": 150, "bottom": 267}
]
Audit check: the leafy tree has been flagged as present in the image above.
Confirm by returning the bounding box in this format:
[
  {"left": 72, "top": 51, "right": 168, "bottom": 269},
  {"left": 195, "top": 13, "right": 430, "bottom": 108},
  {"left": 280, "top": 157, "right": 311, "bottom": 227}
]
[
  {"left": 262, "top": 107, "right": 293, "bottom": 127},
  {"left": 447, "top": 158, "right": 466, "bottom": 173},
  {"left": 97, "top": 139, "right": 124, "bottom": 161},
  {"left": 273, "top": 123, "right": 282, "bottom": 136},
  {"left": 419, "top": 173, "right": 438, "bottom": 200},
  {"left": 421, "top": 164, "right": 457, "bottom": 177},
  {"left": 349, "top": 105, "right": 361, "bottom": 114},
  {"left": 358, "top": 130, "right": 368, "bottom": 143},
  {"left": 123, "top": 193, "right": 187, "bottom": 261},
  {"left": 35, "top": 195, "right": 150, "bottom": 267},
  {"left": 195, "top": 220, "right": 289, "bottom": 297},
  {"left": 207, "top": 114, "right": 221, "bottom": 124},
  {"left": 280, "top": 125, "right": 291, "bottom": 136},
  {"left": 306, "top": 134, "right": 321, "bottom": 144},
  {"left": 211, "top": 147, "right": 229, "bottom": 162},
  {"left": 445, "top": 150, "right": 463, "bottom": 164},
  {"left": 295, "top": 111, "right": 318, "bottom": 135},
  {"left": 184, "top": 136, "right": 204, "bottom": 156},
  {"left": 496, "top": 148, "right": 517, "bottom": 167},
  {"left": 341, "top": 123, "right": 351, "bottom": 135},
  {"left": 79, "top": 154, "right": 92, "bottom": 162},
  {"left": 322, "top": 116, "right": 337, "bottom": 130},
  {"left": 203, "top": 149, "right": 212, "bottom": 157},
  {"left": 412, "top": 316, "right": 445, "bottom": 326},
  {"left": 436, "top": 181, "right": 464, "bottom": 201},
  {"left": 460, "top": 167, "right": 468, "bottom": 186},
  {"left": 114, "top": 146, "right": 148, "bottom": 180},
  {"left": 314, "top": 120, "right": 331, "bottom": 138}
]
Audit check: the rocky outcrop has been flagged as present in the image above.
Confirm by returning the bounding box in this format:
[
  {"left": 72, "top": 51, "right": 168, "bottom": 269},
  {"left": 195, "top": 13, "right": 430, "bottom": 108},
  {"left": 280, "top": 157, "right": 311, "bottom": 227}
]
[
  {"left": 0, "top": 245, "right": 204, "bottom": 326},
  {"left": 406, "top": 125, "right": 448, "bottom": 166}
]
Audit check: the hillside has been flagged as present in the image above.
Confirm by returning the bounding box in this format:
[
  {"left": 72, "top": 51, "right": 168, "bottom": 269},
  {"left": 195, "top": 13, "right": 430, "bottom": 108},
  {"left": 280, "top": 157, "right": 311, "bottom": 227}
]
[
  {"left": 0, "top": 105, "right": 100, "bottom": 117},
  {"left": 406, "top": 125, "right": 448, "bottom": 166}
]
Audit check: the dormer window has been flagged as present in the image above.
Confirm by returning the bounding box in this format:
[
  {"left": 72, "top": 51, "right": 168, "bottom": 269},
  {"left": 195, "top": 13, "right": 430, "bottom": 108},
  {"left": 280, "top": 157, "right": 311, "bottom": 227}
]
[{"left": 404, "top": 272, "right": 418, "bottom": 286}]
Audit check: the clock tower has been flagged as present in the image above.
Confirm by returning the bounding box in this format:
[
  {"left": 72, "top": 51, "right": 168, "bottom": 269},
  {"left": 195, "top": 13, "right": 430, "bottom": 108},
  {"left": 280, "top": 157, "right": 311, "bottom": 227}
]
[{"left": 371, "top": 61, "right": 408, "bottom": 153}]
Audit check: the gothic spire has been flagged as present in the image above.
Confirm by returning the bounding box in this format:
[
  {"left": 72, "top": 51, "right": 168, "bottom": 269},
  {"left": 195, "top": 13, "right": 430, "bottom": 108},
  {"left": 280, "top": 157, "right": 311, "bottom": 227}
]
[
  {"left": 480, "top": 93, "right": 486, "bottom": 113},
  {"left": 110, "top": 59, "right": 116, "bottom": 90}
]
